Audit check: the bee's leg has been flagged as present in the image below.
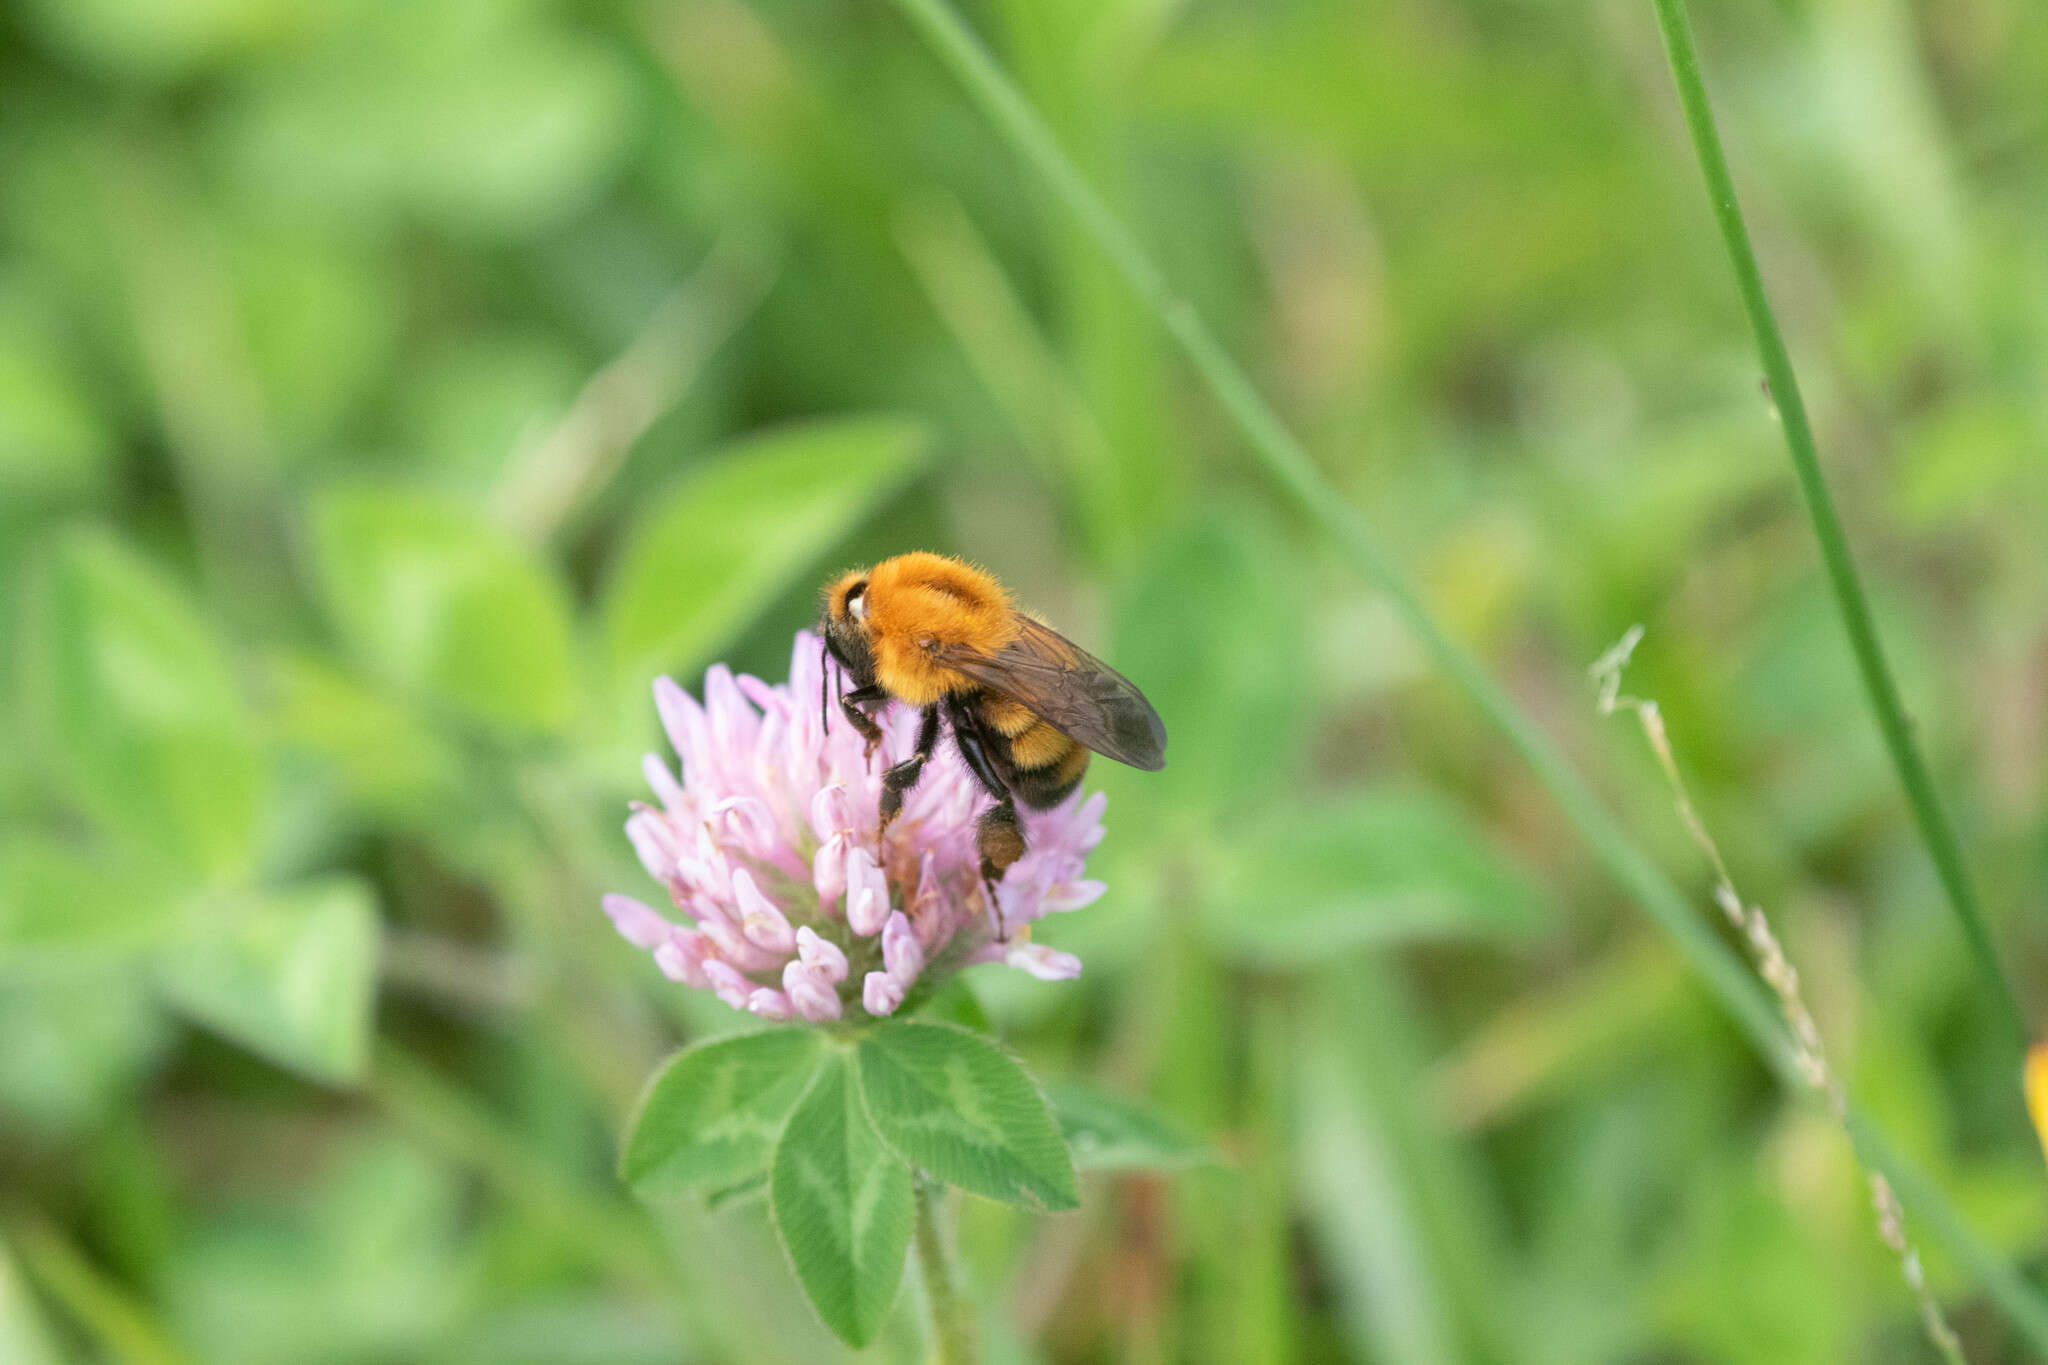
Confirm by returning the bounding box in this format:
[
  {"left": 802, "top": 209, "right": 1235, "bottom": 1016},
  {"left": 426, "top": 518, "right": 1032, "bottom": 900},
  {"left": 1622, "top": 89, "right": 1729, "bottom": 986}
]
[
  {"left": 838, "top": 683, "right": 888, "bottom": 758},
  {"left": 946, "top": 700, "right": 1027, "bottom": 940},
  {"left": 975, "top": 799, "right": 1026, "bottom": 932},
  {"left": 879, "top": 705, "right": 941, "bottom": 835}
]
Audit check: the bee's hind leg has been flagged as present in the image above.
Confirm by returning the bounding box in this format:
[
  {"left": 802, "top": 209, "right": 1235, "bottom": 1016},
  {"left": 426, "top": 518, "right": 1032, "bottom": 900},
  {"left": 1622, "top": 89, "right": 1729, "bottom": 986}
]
[
  {"left": 947, "top": 698, "right": 1027, "bottom": 941},
  {"left": 975, "top": 799, "right": 1026, "bottom": 940}
]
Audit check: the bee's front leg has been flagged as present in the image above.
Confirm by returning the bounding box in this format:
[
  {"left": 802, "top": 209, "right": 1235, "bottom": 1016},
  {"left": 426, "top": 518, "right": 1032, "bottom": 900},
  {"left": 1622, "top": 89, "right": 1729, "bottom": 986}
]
[{"left": 839, "top": 683, "right": 888, "bottom": 760}]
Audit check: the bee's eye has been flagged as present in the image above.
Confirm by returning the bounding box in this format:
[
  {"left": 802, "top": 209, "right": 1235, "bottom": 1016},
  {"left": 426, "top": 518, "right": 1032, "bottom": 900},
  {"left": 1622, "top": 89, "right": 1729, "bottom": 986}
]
[{"left": 847, "top": 586, "right": 867, "bottom": 621}]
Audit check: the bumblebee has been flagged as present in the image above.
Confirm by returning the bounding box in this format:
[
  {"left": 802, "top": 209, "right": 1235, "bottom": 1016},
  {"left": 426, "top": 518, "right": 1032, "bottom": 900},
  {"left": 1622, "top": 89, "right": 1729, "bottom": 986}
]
[{"left": 818, "top": 552, "right": 1165, "bottom": 896}]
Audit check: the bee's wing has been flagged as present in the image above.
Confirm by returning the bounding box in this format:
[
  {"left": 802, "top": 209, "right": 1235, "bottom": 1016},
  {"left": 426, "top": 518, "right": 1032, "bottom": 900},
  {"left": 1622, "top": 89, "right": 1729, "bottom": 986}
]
[{"left": 934, "top": 616, "right": 1167, "bottom": 771}]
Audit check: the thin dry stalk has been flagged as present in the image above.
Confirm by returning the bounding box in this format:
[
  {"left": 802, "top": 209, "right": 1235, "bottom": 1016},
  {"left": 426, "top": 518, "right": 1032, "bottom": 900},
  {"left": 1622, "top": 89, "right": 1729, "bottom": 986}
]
[{"left": 1591, "top": 627, "right": 1965, "bottom": 1364}]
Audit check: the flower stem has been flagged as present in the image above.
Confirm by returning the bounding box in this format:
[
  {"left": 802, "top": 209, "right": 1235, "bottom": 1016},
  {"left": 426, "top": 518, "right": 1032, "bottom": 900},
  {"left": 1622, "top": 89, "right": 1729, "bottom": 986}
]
[
  {"left": 1647, "top": 0, "right": 2024, "bottom": 1047},
  {"left": 914, "top": 1181, "right": 977, "bottom": 1365},
  {"left": 878, "top": 0, "right": 2048, "bottom": 1345}
]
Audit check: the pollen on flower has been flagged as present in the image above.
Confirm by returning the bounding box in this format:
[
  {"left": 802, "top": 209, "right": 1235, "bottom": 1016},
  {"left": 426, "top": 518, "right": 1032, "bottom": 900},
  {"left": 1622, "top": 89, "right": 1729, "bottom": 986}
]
[{"left": 600, "top": 632, "right": 1106, "bottom": 1022}]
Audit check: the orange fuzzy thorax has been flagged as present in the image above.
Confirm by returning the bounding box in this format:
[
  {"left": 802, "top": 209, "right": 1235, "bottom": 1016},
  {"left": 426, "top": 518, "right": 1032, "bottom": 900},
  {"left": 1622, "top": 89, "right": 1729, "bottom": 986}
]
[{"left": 861, "top": 552, "right": 1018, "bottom": 706}]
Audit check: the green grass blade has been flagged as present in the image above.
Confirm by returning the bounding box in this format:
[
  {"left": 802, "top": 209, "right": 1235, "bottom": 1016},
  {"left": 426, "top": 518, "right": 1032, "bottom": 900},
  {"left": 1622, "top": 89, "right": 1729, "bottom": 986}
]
[
  {"left": 3, "top": 1210, "right": 194, "bottom": 1365},
  {"left": 880, "top": 0, "right": 2048, "bottom": 1342},
  {"left": 884, "top": 0, "right": 1781, "bottom": 1073},
  {"left": 1648, "top": 0, "right": 2023, "bottom": 1045}
]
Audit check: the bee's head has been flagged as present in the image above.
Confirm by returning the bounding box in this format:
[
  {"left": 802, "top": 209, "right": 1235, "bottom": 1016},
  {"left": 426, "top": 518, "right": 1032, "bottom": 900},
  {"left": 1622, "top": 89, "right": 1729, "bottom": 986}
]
[{"left": 820, "top": 569, "right": 875, "bottom": 683}]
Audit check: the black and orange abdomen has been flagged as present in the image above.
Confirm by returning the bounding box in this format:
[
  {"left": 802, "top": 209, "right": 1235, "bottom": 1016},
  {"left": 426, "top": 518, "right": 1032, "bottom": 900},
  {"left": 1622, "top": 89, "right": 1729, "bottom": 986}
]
[{"left": 974, "top": 687, "right": 1089, "bottom": 809}]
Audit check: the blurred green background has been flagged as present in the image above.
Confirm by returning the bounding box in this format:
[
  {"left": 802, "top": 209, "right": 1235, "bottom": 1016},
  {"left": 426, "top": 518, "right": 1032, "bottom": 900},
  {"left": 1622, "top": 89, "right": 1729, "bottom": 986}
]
[{"left": 5, "top": 0, "right": 2048, "bottom": 1360}]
